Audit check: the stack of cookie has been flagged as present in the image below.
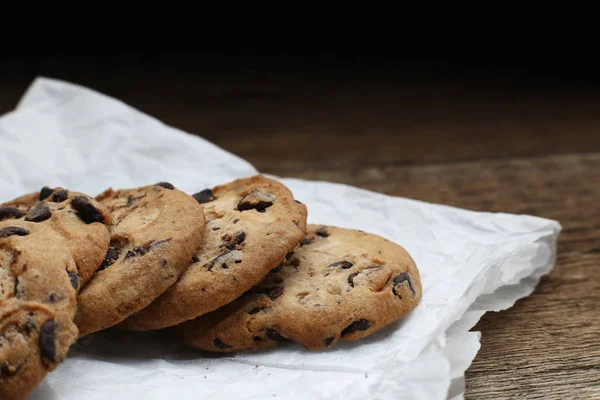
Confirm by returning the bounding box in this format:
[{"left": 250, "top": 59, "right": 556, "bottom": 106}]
[
  {"left": 0, "top": 175, "right": 422, "bottom": 400},
  {"left": 0, "top": 189, "right": 115, "bottom": 400}
]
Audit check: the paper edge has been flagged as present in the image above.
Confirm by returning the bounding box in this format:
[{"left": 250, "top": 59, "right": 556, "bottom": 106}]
[
  {"left": 272, "top": 175, "right": 563, "bottom": 232},
  {"left": 442, "top": 239, "right": 559, "bottom": 399}
]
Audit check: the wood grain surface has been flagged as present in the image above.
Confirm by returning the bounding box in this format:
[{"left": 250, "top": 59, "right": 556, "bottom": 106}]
[{"left": 1, "top": 65, "right": 598, "bottom": 399}]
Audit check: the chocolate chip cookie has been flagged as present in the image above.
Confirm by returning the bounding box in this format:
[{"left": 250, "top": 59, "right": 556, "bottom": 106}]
[
  {"left": 0, "top": 220, "right": 80, "bottom": 400},
  {"left": 74, "top": 182, "right": 206, "bottom": 337},
  {"left": 1, "top": 186, "right": 112, "bottom": 289},
  {"left": 171, "top": 224, "right": 422, "bottom": 352},
  {"left": 119, "top": 175, "right": 308, "bottom": 331}
]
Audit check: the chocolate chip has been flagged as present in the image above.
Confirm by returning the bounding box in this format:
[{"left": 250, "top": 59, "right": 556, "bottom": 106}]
[
  {"left": 232, "top": 218, "right": 239, "bottom": 224},
  {"left": 323, "top": 336, "right": 335, "bottom": 346},
  {"left": 341, "top": 319, "right": 371, "bottom": 336},
  {"left": 47, "top": 293, "right": 60, "bottom": 303},
  {"left": 213, "top": 338, "right": 230, "bottom": 349},
  {"left": 153, "top": 238, "right": 172, "bottom": 247},
  {"left": 157, "top": 182, "right": 175, "bottom": 190},
  {"left": 266, "top": 328, "right": 287, "bottom": 342},
  {"left": 289, "top": 256, "right": 300, "bottom": 268},
  {"left": 125, "top": 238, "right": 172, "bottom": 259},
  {"left": 235, "top": 232, "right": 246, "bottom": 244},
  {"left": 268, "top": 286, "right": 283, "bottom": 300},
  {"left": 248, "top": 307, "right": 262, "bottom": 315},
  {"left": 252, "top": 286, "right": 283, "bottom": 300},
  {"left": 271, "top": 264, "right": 283, "bottom": 273},
  {"left": 52, "top": 189, "right": 68, "bottom": 203},
  {"left": 39, "top": 186, "right": 54, "bottom": 200},
  {"left": 125, "top": 245, "right": 151, "bottom": 259},
  {"left": 211, "top": 227, "right": 220, "bottom": 231},
  {"left": 0, "top": 226, "right": 29, "bottom": 238},
  {"left": 294, "top": 199, "right": 302, "bottom": 204},
  {"left": 392, "top": 273, "right": 416, "bottom": 296},
  {"left": 24, "top": 202, "right": 51, "bottom": 222},
  {"left": 0, "top": 362, "right": 8, "bottom": 376},
  {"left": 1, "top": 361, "right": 12, "bottom": 376},
  {"left": 253, "top": 336, "right": 263, "bottom": 342},
  {"left": 221, "top": 232, "right": 246, "bottom": 250},
  {"left": 192, "top": 188, "right": 216, "bottom": 204},
  {"left": 207, "top": 250, "right": 243, "bottom": 271},
  {"left": 98, "top": 247, "right": 119, "bottom": 271},
  {"left": 191, "top": 255, "right": 200, "bottom": 263},
  {"left": 285, "top": 251, "right": 294, "bottom": 261},
  {"left": 39, "top": 320, "right": 57, "bottom": 362},
  {"left": 237, "top": 190, "right": 275, "bottom": 213},
  {"left": 13, "top": 276, "right": 22, "bottom": 298},
  {"left": 0, "top": 206, "right": 24, "bottom": 220},
  {"left": 71, "top": 196, "right": 104, "bottom": 224},
  {"left": 348, "top": 272, "right": 359, "bottom": 287},
  {"left": 316, "top": 228, "right": 329, "bottom": 237},
  {"left": 127, "top": 195, "right": 133, "bottom": 205},
  {"left": 327, "top": 261, "right": 353, "bottom": 269},
  {"left": 68, "top": 272, "right": 79, "bottom": 290},
  {"left": 0, "top": 361, "right": 20, "bottom": 377},
  {"left": 300, "top": 237, "right": 314, "bottom": 246}
]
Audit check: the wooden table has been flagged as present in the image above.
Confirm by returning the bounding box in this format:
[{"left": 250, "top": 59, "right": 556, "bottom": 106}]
[{"left": 1, "top": 61, "right": 598, "bottom": 399}]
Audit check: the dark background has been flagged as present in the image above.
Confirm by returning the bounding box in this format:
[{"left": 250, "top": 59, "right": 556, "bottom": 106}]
[
  {"left": 3, "top": 13, "right": 600, "bottom": 172},
  {"left": 3, "top": 11, "right": 600, "bottom": 94}
]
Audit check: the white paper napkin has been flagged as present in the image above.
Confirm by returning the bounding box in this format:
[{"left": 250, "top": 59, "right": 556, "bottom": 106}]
[{"left": 0, "top": 77, "right": 561, "bottom": 400}]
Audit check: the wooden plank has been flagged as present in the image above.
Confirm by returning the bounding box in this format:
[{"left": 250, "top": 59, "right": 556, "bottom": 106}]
[{"left": 2, "top": 70, "right": 600, "bottom": 169}]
